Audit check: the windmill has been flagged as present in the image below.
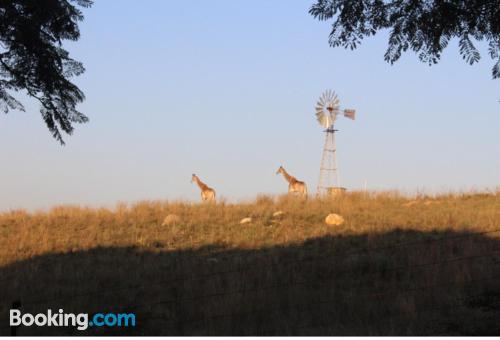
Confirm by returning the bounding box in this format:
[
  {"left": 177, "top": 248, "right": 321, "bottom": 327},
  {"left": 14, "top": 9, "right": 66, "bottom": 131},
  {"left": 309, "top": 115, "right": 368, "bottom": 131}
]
[{"left": 315, "top": 90, "right": 356, "bottom": 196}]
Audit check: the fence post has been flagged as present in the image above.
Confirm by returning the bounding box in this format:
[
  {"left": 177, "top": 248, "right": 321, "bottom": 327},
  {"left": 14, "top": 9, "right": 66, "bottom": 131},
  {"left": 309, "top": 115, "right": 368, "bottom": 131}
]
[{"left": 11, "top": 300, "right": 21, "bottom": 336}]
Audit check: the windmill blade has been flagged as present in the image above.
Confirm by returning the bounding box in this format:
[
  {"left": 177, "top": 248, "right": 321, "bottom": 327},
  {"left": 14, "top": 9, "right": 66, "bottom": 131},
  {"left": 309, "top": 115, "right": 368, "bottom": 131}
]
[
  {"left": 316, "top": 114, "right": 325, "bottom": 127},
  {"left": 329, "top": 96, "right": 339, "bottom": 109},
  {"left": 315, "top": 111, "right": 325, "bottom": 119},
  {"left": 329, "top": 111, "right": 337, "bottom": 123},
  {"left": 316, "top": 111, "right": 331, "bottom": 128}
]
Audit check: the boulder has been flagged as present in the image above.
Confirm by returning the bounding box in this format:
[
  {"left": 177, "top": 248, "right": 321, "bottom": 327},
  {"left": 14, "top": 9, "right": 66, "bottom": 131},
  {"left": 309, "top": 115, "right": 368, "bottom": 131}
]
[{"left": 325, "top": 213, "right": 344, "bottom": 226}]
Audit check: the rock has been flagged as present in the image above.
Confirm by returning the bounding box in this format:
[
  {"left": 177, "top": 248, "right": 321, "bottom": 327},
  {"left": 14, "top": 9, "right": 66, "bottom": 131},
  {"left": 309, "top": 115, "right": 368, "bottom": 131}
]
[
  {"left": 272, "top": 211, "right": 285, "bottom": 218},
  {"left": 162, "top": 214, "right": 181, "bottom": 226},
  {"left": 240, "top": 217, "right": 252, "bottom": 224},
  {"left": 325, "top": 213, "right": 344, "bottom": 226}
]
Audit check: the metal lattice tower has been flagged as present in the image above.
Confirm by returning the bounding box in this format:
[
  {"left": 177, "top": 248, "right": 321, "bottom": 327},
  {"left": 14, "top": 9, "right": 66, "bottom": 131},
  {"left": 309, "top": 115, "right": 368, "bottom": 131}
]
[
  {"left": 314, "top": 90, "right": 356, "bottom": 196},
  {"left": 317, "top": 125, "right": 339, "bottom": 195}
]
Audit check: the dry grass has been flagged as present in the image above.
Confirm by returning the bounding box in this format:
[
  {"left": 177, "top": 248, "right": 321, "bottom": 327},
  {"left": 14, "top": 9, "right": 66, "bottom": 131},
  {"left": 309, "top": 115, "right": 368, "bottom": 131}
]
[{"left": 1, "top": 191, "right": 500, "bottom": 335}]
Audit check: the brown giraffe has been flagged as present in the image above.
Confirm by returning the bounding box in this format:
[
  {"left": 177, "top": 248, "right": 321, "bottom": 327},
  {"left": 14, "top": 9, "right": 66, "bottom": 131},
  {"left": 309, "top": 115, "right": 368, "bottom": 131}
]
[
  {"left": 191, "top": 174, "right": 216, "bottom": 202},
  {"left": 276, "top": 166, "right": 307, "bottom": 196}
]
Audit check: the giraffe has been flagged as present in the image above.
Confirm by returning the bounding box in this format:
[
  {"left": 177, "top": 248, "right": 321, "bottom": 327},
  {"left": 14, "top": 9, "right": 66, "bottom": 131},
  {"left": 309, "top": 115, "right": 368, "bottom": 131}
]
[
  {"left": 276, "top": 166, "right": 308, "bottom": 196},
  {"left": 191, "top": 174, "right": 216, "bottom": 202}
]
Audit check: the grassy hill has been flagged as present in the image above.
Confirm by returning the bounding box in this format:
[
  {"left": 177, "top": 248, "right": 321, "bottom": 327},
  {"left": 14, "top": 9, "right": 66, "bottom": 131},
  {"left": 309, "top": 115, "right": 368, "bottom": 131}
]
[{"left": 1, "top": 191, "right": 500, "bottom": 335}]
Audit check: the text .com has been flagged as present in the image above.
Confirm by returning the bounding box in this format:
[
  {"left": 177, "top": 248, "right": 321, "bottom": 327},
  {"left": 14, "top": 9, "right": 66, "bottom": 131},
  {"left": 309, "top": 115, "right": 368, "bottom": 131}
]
[{"left": 10, "top": 309, "right": 136, "bottom": 331}]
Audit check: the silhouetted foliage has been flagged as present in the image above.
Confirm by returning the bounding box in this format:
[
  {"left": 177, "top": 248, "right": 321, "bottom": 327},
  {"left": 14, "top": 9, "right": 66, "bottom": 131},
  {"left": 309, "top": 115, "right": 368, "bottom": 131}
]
[
  {"left": 309, "top": 0, "right": 500, "bottom": 79},
  {"left": 0, "top": 0, "right": 92, "bottom": 144}
]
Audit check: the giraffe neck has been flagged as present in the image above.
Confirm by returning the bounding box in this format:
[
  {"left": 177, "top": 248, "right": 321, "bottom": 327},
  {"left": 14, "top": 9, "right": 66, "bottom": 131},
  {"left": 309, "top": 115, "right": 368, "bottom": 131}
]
[
  {"left": 280, "top": 169, "right": 295, "bottom": 184},
  {"left": 194, "top": 176, "right": 209, "bottom": 191}
]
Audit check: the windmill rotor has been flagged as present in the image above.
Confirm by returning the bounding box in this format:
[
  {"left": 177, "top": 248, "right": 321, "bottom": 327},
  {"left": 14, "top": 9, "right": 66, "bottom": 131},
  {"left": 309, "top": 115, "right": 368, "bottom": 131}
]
[{"left": 315, "top": 90, "right": 340, "bottom": 128}]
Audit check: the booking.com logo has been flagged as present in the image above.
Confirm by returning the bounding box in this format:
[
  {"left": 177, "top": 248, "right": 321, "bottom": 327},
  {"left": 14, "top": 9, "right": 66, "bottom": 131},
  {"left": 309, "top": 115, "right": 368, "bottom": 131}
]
[{"left": 10, "top": 309, "right": 136, "bottom": 331}]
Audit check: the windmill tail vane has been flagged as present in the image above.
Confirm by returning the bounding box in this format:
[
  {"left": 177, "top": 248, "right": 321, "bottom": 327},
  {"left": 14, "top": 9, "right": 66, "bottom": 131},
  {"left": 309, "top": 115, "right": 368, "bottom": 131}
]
[
  {"left": 343, "top": 109, "right": 356, "bottom": 120},
  {"left": 314, "top": 90, "right": 356, "bottom": 196}
]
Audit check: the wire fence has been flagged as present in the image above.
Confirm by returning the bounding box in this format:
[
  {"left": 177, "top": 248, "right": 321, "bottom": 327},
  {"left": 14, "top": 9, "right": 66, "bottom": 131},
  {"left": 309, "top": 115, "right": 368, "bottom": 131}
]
[
  {"left": 13, "top": 228, "right": 500, "bottom": 306},
  {"left": 2, "top": 227, "right": 500, "bottom": 335}
]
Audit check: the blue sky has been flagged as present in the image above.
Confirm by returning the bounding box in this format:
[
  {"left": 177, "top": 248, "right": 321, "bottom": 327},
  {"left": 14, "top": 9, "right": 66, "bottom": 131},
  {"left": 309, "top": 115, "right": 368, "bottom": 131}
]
[{"left": 1, "top": 0, "right": 499, "bottom": 211}]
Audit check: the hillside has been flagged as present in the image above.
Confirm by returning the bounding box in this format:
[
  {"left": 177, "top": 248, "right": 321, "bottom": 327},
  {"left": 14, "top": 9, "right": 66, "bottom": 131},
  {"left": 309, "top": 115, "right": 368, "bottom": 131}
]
[{"left": 1, "top": 191, "right": 500, "bottom": 335}]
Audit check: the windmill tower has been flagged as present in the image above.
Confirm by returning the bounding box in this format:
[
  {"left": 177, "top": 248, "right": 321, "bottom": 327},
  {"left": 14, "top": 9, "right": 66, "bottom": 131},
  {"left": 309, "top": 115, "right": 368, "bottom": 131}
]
[{"left": 315, "top": 90, "right": 356, "bottom": 196}]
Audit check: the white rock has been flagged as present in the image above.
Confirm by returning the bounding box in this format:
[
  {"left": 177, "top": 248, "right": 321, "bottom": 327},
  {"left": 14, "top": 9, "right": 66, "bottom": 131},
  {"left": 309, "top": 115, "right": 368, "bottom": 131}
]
[
  {"left": 272, "top": 211, "right": 285, "bottom": 218},
  {"left": 325, "top": 213, "right": 344, "bottom": 226},
  {"left": 162, "top": 214, "right": 181, "bottom": 226},
  {"left": 240, "top": 217, "right": 252, "bottom": 224}
]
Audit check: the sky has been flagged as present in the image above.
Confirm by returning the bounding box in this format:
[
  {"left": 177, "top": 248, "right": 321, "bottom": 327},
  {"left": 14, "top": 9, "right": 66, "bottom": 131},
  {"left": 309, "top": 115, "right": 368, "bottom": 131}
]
[{"left": 1, "top": 0, "right": 499, "bottom": 211}]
